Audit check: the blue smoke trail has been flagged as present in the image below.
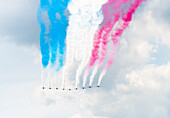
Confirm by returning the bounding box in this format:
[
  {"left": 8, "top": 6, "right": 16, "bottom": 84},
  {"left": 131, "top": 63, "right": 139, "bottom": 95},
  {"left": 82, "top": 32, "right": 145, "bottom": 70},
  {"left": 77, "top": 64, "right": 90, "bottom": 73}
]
[
  {"left": 48, "top": 0, "right": 70, "bottom": 71},
  {"left": 38, "top": 0, "right": 70, "bottom": 71},
  {"left": 38, "top": 0, "right": 50, "bottom": 68}
]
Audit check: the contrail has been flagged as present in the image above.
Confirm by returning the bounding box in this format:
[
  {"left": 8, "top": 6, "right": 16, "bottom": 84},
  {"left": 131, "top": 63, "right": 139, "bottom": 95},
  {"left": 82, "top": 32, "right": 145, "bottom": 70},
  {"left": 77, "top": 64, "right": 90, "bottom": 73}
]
[{"left": 98, "top": 0, "right": 147, "bottom": 86}]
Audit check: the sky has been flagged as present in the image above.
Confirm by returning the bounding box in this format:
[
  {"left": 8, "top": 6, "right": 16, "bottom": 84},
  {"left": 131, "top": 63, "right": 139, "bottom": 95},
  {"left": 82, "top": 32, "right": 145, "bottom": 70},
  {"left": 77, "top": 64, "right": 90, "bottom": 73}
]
[{"left": 0, "top": 0, "right": 170, "bottom": 118}]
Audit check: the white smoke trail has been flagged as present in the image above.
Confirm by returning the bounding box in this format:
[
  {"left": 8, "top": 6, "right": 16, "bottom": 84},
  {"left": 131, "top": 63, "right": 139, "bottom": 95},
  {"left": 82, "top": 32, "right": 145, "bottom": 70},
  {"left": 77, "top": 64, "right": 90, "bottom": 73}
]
[
  {"left": 41, "top": 68, "right": 46, "bottom": 88},
  {"left": 61, "top": 1, "right": 79, "bottom": 89},
  {"left": 76, "top": 0, "right": 106, "bottom": 88},
  {"left": 89, "top": 65, "right": 99, "bottom": 86},
  {"left": 41, "top": 66, "right": 55, "bottom": 89},
  {"left": 62, "top": 0, "right": 106, "bottom": 89},
  {"left": 75, "top": 30, "right": 84, "bottom": 61},
  {"left": 62, "top": 29, "right": 76, "bottom": 89},
  {"left": 71, "top": 1, "right": 84, "bottom": 61},
  {"left": 97, "top": 69, "right": 106, "bottom": 86},
  {"left": 48, "top": 66, "right": 57, "bottom": 88},
  {"left": 48, "top": 68, "right": 51, "bottom": 88},
  {"left": 70, "top": 0, "right": 93, "bottom": 88},
  {"left": 78, "top": 28, "right": 98, "bottom": 88}
]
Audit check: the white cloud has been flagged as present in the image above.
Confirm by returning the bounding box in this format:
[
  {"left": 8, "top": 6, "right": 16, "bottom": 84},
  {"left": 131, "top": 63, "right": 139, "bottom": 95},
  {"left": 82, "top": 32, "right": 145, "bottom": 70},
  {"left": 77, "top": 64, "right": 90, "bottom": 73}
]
[
  {"left": 125, "top": 63, "right": 170, "bottom": 90},
  {"left": 0, "top": 0, "right": 170, "bottom": 118},
  {"left": 0, "top": 41, "right": 40, "bottom": 83},
  {"left": 0, "top": 0, "right": 40, "bottom": 46},
  {"left": 37, "top": 0, "right": 170, "bottom": 117},
  {"left": 71, "top": 112, "right": 107, "bottom": 118},
  {"left": 124, "top": 0, "right": 170, "bottom": 46}
]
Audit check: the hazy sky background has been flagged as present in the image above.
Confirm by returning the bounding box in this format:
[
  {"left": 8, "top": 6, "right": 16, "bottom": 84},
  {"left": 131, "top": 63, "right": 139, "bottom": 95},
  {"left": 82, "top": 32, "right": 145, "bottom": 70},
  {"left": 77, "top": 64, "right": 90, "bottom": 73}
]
[{"left": 0, "top": 0, "right": 170, "bottom": 118}]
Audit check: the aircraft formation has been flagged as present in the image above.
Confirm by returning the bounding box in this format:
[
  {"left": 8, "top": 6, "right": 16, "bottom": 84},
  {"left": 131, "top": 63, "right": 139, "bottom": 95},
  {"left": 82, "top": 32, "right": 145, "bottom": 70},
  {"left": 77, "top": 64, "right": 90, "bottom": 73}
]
[
  {"left": 38, "top": 0, "right": 147, "bottom": 91},
  {"left": 42, "top": 86, "right": 100, "bottom": 91}
]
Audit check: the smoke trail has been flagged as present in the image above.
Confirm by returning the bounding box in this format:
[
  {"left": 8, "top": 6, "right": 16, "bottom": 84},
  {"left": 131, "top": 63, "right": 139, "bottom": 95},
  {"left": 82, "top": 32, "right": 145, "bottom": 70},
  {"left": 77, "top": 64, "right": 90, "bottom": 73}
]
[
  {"left": 88, "top": 24, "right": 118, "bottom": 86},
  {"left": 61, "top": 31, "right": 76, "bottom": 89},
  {"left": 41, "top": 68, "right": 46, "bottom": 88},
  {"left": 62, "top": 0, "right": 90, "bottom": 89},
  {"left": 87, "top": 0, "right": 129, "bottom": 87},
  {"left": 47, "top": 0, "right": 70, "bottom": 71},
  {"left": 38, "top": 0, "right": 70, "bottom": 88},
  {"left": 98, "top": 0, "right": 147, "bottom": 86},
  {"left": 81, "top": 26, "right": 103, "bottom": 88},
  {"left": 97, "top": 0, "right": 129, "bottom": 70},
  {"left": 61, "top": 0, "right": 105, "bottom": 89},
  {"left": 38, "top": 1, "right": 51, "bottom": 88},
  {"left": 82, "top": 28, "right": 103, "bottom": 87},
  {"left": 87, "top": 0, "right": 119, "bottom": 70},
  {"left": 75, "top": 27, "right": 84, "bottom": 61},
  {"left": 98, "top": 44, "right": 119, "bottom": 86},
  {"left": 38, "top": 0, "right": 50, "bottom": 68},
  {"left": 74, "top": 2, "right": 93, "bottom": 88},
  {"left": 61, "top": 0, "right": 80, "bottom": 89},
  {"left": 72, "top": 0, "right": 105, "bottom": 88}
]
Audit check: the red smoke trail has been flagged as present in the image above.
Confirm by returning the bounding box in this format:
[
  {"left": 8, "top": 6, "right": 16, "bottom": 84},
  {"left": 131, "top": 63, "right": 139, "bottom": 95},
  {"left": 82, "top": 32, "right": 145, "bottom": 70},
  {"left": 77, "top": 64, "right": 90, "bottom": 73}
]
[
  {"left": 98, "top": 0, "right": 147, "bottom": 86},
  {"left": 107, "top": 0, "right": 146, "bottom": 70},
  {"left": 98, "top": 0, "right": 129, "bottom": 68},
  {"left": 88, "top": 28, "right": 103, "bottom": 68},
  {"left": 86, "top": 0, "right": 129, "bottom": 86},
  {"left": 83, "top": 28, "right": 103, "bottom": 86},
  {"left": 87, "top": 0, "right": 128, "bottom": 71}
]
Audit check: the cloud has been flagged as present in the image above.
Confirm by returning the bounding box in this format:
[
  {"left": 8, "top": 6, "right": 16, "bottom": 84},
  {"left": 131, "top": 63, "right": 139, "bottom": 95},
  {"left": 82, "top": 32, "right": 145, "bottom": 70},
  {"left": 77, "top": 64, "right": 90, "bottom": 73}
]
[
  {"left": 0, "top": 0, "right": 170, "bottom": 118},
  {"left": 125, "top": 0, "right": 170, "bottom": 47},
  {"left": 38, "top": 0, "right": 170, "bottom": 117},
  {"left": 0, "top": 0, "right": 40, "bottom": 46},
  {"left": 0, "top": 41, "right": 40, "bottom": 83},
  {"left": 71, "top": 112, "right": 107, "bottom": 118},
  {"left": 65, "top": 63, "right": 170, "bottom": 118}
]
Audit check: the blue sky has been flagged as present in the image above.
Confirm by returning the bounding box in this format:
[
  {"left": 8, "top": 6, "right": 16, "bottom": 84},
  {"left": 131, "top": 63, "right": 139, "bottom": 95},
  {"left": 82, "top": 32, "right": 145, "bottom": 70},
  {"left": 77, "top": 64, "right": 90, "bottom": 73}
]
[{"left": 0, "top": 0, "right": 170, "bottom": 118}]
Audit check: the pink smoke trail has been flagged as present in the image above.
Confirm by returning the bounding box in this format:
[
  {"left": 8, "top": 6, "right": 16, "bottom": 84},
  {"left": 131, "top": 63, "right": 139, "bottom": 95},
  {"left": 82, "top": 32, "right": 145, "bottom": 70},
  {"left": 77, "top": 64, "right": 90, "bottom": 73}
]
[
  {"left": 83, "top": 28, "right": 103, "bottom": 87},
  {"left": 98, "top": 0, "right": 147, "bottom": 86},
  {"left": 88, "top": 28, "right": 103, "bottom": 68},
  {"left": 83, "top": 0, "right": 118, "bottom": 86},
  {"left": 87, "top": 0, "right": 119, "bottom": 71},
  {"left": 87, "top": 0, "right": 129, "bottom": 86},
  {"left": 98, "top": 0, "right": 129, "bottom": 68},
  {"left": 88, "top": 0, "right": 119, "bottom": 70}
]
